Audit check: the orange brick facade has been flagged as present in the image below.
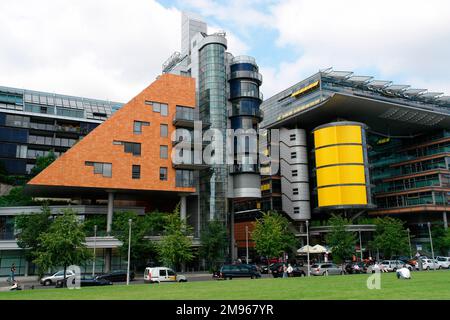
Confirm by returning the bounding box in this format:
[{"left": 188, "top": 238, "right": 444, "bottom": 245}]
[
  {"left": 28, "top": 74, "right": 196, "bottom": 193},
  {"left": 234, "top": 221, "right": 256, "bottom": 248}
]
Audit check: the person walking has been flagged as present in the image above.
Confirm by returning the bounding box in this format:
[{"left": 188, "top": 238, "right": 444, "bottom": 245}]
[
  {"left": 9, "top": 263, "right": 16, "bottom": 283},
  {"left": 282, "top": 264, "right": 288, "bottom": 278}
]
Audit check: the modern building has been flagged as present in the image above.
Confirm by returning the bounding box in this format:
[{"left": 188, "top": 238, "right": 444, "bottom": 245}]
[
  {"left": 260, "top": 68, "right": 450, "bottom": 254},
  {"left": 162, "top": 13, "right": 263, "bottom": 260},
  {"left": 0, "top": 85, "right": 123, "bottom": 179}
]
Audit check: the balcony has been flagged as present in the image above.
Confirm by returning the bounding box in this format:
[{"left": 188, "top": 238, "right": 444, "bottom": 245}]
[
  {"left": 229, "top": 90, "right": 263, "bottom": 101},
  {"left": 176, "top": 177, "right": 196, "bottom": 188},
  {"left": 172, "top": 151, "right": 210, "bottom": 170},
  {"left": 173, "top": 110, "right": 209, "bottom": 128},
  {"left": 229, "top": 71, "right": 263, "bottom": 84},
  {"left": 228, "top": 107, "right": 263, "bottom": 120}
]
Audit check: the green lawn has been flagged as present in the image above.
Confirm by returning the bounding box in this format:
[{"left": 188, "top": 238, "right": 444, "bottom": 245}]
[{"left": 1, "top": 270, "right": 449, "bottom": 300}]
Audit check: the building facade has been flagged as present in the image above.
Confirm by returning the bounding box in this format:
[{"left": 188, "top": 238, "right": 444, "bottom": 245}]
[
  {"left": 260, "top": 68, "right": 450, "bottom": 254},
  {"left": 0, "top": 85, "right": 123, "bottom": 179},
  {"left": 163, "top": 13, "right": 263, "bottom": 260}
]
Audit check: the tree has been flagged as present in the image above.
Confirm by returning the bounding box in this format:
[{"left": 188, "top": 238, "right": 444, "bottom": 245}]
[
  {"left": 30, "top": 150, "right": 56, "bottom": 177},
  {"left": 252, "top": 211, "right": 296, "bottom": 267},
  {"left": 430, "top": 225, "right": 450, "bottom": 256},
  {"left": 372, "top": 216, "right": 409, "bottom": 259},
  {"left": 157, "top": 205, "right": 194, "bottom": 271},
  {"left": 112, "top": 211, "right": 158, "bottom": 270},
  {"left": 15, "top": 204, "right": 52, "bottom": 277},
  {"left": 325, "top": 214, "right": 356, "bottom": 263},
  {"left": 34, "top": 209, "right": 90, "bottom": 284},
  {"left": 0, "top": 186, "right": 36, "bottom": 207},
  {"left": 200, "top": 220, "right": 228, "bottom": 271}
]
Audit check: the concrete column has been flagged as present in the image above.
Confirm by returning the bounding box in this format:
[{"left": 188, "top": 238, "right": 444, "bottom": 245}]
[
  {"left": 443, "top": 212, "right": 448, "bottom": 230},
  {"left": 104, "top": 249, "right": 112, "bottom": 274},
  {"left": 180, "top": 195, "right": 187, "bottom": 221},
  {"left": 106, "top": 191, "right": 114, "bottom": 234}
]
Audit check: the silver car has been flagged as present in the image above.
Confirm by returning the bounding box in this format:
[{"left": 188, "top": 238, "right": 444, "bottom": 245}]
[
  {"left": 310, "top": 263, "right": 344, "bottom": 276},
  {"left": 380, "top": 260, "right": 413, "bottom": 272},
  {"left": 40, "top": 270, "right": 75, "bottom": 286}
]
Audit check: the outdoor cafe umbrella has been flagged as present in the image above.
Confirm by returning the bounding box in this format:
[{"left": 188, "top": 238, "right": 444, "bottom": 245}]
[
  {"left": 297, "top": 245, "right": 314, "bottom": 254},
  {"left": 311, "top": 244, "right": 328, "bottom": 254}
]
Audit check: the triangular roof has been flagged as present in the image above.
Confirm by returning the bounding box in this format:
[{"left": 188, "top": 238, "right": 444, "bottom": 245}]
[{"left": 27, "top": 74, "right": 196, "bottom": 196}]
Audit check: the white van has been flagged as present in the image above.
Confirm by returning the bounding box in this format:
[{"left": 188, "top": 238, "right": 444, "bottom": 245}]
[{"left": 144, "top": 267, "right": 187, "bottom": 283}]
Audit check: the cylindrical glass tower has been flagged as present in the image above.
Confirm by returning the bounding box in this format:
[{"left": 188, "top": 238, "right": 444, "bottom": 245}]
[{"left": 228, "top": 56, "right": 263, "bottom": 198}]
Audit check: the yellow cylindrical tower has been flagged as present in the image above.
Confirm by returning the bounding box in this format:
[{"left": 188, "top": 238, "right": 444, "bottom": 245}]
[{"left": 313, "top": 121, "right": 372, "bottom": 209}]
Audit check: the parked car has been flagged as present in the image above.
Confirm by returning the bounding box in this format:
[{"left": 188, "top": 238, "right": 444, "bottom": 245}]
[
  {"left": 40, "top": 270, "right": 75, "bottom": 286},
  {"left": 56, "top": 275, "right": 113, "bottom": 288},
  {"left": 380, "top": 260, "right": 413, "bottom": 272},
  {"left": 144, "top": 267, "right": 187, "bottom": 283},
  {"left": 96, "top": 270, "right": 135, "bottom": 282},
  {"left": 214, "top": 264, "right": 261, "bottom": 280},
  {"left": 436, "top": 256, "right": 450, "bottom": 269},
  {"left": 310, "top": 263, "right": 344, "bottom": 276},
  {"left": 416, "top": 259, "right": 440, "bottom": 270},
  {"left": 259, "top": 264, "right": 272, "bottom": 274}
]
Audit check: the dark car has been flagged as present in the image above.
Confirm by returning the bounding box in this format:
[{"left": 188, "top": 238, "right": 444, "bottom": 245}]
[
  {"left": 271, "top": 263, "right": 306, "bottom": 278},
  {"left": 56, "top": 275, "right": 113, "bottom": 288},
  {"left": 96, "top": 270, "right": 135, "bottom": 282},
  {"left": 344, "top": 262, "right": 368, "bottom": 274},
  {"left": 215, "top": 264, "right": 261, "bottom": 280}
]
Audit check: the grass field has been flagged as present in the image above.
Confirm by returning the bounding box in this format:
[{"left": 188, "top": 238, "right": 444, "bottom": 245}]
[{"left": 0, "top": 270, "right": 449, "bottom": 300}]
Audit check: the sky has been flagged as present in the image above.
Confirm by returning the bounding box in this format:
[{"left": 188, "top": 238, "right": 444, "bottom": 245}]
[{"left": 0, "top": 0, "right": 449, "bottom": 103}]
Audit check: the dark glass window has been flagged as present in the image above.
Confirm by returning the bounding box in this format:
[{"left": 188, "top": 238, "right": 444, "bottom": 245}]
[
  {"left": 292, "top": 170, "right": 298, "bottom": 177},
  {"left": 291, "top": 152, "right": 297, "bottom": 159},
  {"left": 160, "top": 145, "right": 168, "bottom": 159},
  {"left": 133, "top": 120, "right": 150, "bottom": 134},
  {"left": 160, "top": 167, "right": 168, "bottom": 181},
  {"left": 114, "top": 141, "right": 141, "bottom": 156},
  {"left": 160, "top": 124, "right": 168, "bottom": 137},
  {"left": 85, "top": 161, "right": 112, "bottom": 177},
  {"left": 132, "top": 165, "right": 140, "bottom": 179}
]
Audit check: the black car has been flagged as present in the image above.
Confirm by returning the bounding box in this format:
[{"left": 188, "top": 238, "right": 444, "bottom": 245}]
[
  {"left": 271, "top": 263, "right": 306, "bottom": 278},
  {"left": 56, "top": 275, "right": 113, "bottom": 288},
  {"left": 96, "top": 270, "right": 135, "bottom": 282},
  {"left": 215, "top": 264, "right": 261, "bottom": 280}
]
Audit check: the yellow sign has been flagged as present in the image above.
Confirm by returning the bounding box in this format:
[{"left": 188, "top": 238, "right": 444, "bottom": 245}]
[{"left": 291, "top": 80, "right": 320, "bottom": 98}]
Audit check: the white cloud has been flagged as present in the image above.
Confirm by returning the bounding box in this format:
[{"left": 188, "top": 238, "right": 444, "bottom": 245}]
[
  {"left": 0, "top": 0, "right": 181, "bottom": 102},
  {"left": 261, "top": 0, "right": 450, "bottom": 97}
]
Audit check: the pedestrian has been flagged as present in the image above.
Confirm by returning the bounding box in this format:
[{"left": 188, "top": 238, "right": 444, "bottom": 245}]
[
  {"left": 287, "top": 264, "right": 293, "bottom": 277},
  {"left": 10, "top": 263, "right": 16, "bottom": 283},
  {"left": 282, "top": 264, "right": 288, "bottom": 278},
  {"left": 396, "top": 265, "right": 411, "bottom": 280}
]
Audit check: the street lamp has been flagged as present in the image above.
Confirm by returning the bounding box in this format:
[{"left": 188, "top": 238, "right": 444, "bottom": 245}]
[
  {"left": 92, "top": 225, "right": 97, "bottom": 277},
  {"left": 427, "top": 222, "right": 436, "bottom": 271},
  {"left": 245, "top": 225, "right": 249, "bottom": 264},
  {"left": 306, "top": 220, "right": 310, "bottom": 277},
  {"left": 127, "top": 219, "right": 132, "bottom": 285},
  {"left": 406, "top": 228, "right": 412, "bottom": 259}
]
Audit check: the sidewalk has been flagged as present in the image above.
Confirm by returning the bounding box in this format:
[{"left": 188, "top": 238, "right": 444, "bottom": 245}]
[{"left": 0, "top": 276, "right": 39, "bottom": 284}]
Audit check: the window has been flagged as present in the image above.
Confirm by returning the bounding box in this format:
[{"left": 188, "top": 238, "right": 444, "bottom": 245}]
[
  {"left": 132, "top": 165, "right": 141, "bottom": 179},
  {"left": 146, "top": 101, "right": 168, "bottom": 116},
  {"left": 167, "top": 269, "right": 175, "bottom": 276},
  {"left": 114, "top": 141, "right": 141, "bottom": 156},
  {"left": 85, "top": 162, "right": 112, "bottom": 177},
  {"left": 160, "top": 167, "right": 168, "bottom": 180},
  {"left": 16, "top": 145, "right": 27, "bottom": 158},
  {"left": 160, "top": 145, "right": 168, "bottom": 159},
  {"left": 290, "top": 134, "right": 296, "bottom": 141},
  {"left": 160, "top": 104, "right": 168, "bottom": 116},
  {"left": 293, "top": 207, "right": 300, "bottom": 214},
  {"left": 293, "top": 188, "right": 299, "bottom": 195},
  {"left": 133, "top": 120, "right": 150, "bottom": 134},
  {"left": 292, "top": 170, "right": 298, "bottom": 177},
  {"left": 159, "top": 269, "right": 166, "bottom": 277},
  {"left": 160, "top": 124, "right": 168, "bottom": 137},
  {"left": 291, "top": 152, "right": 297, "bottom": 159}
]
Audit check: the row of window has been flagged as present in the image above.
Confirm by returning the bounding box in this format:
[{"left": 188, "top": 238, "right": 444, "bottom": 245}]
[
  {"left": 84, "top": 161, "right": 169, "bottom": 181},
  {"left": 28, "top": 135, "right": 77, "bottom": 147}
]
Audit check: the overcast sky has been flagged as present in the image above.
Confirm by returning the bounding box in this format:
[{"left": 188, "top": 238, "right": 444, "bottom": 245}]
[{"left": 1, "top": 0, "right": 449, "bottom": 102}]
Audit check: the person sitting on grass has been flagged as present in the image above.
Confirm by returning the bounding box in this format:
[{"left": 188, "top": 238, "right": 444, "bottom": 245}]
[{"left": 396, "top": 265, "right": 411, "bottom": 280}]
